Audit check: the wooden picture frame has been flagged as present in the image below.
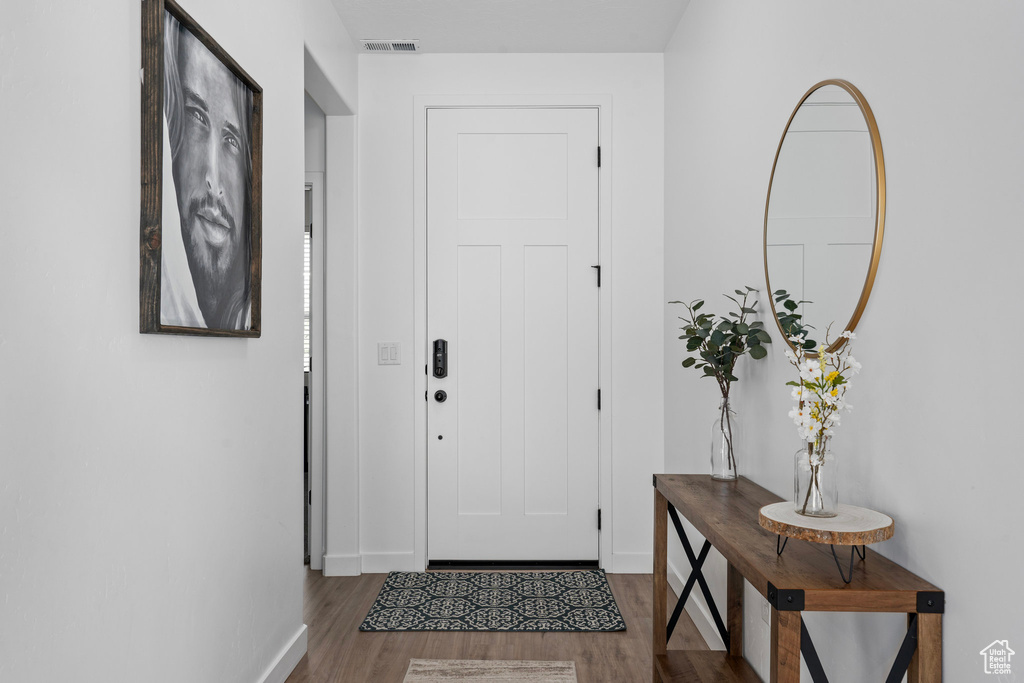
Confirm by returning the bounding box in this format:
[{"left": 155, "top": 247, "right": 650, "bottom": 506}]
[{"left": 140, "top": 0, "right": 262, "bottom": 337}]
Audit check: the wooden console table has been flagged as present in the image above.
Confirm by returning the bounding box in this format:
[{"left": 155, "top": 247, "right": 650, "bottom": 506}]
[{"left": 652, "top": 475, "right": 943, "bottom": 683}]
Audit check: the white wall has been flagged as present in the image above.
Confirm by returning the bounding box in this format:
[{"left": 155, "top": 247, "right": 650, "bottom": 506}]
[
  {"left": 357, "top": 54, "right": 664, "bottom": 572},
  {"left": 665, "top": 2, "right": 1024, "bottom": 681},
  {"left": 301, "top": 0, "right": 362, "bottom": 577},
  {"left": 303, "top": 0, "right": 359, "bottom": 115},
  {"left": 0, "top": 0, "right": 350, "bottom": 680},
  {"left": 305, "top": 93, "right": 326, "bottom": 173}
]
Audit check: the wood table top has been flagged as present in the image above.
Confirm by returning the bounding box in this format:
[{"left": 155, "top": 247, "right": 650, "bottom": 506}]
[{"left": 654, "top": 474, "right": 942, "bottom": 613}]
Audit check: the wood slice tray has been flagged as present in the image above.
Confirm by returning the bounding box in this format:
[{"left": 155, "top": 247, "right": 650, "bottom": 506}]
[{"left": 758, "top": 502, "right": 894, "bottom": 546}]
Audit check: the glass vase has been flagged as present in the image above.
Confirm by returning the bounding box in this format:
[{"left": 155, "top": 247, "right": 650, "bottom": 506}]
[
  {"left": 794, "top": 438, "right": 837, "bottom": 517},
  {"left": 710, "top": 396, "right": 739, "bottom": 480}
]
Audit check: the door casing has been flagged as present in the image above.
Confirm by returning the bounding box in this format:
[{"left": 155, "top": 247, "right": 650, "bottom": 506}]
[
  {"left": 413, "top": 94, "right": 614, "bottom": 571},
  {"left": 305, "top": 173, "right": 326, "bottom": 571}
]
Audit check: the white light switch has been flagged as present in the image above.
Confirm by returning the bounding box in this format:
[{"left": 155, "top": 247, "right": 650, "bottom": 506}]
[{"left": 377, "top": 342, "right": 401, "bottom": 365}]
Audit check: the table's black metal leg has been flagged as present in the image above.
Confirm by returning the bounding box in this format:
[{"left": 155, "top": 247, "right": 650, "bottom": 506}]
[
  {"left": 829, "top": 545, "right": 863, "bottom": 584},
  {"left": 777, "top": 534, "right": 788, "bottom": 556},
  {"left": 667, "top": 503, "right": 730, "bottom": 649},
  {"left": 854, "top": 544, "right": 866, "bottom": 560}
]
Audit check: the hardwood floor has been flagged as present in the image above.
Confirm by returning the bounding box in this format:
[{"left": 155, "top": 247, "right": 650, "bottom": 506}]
[{"left": 285, "top": 569, "right": 708, "bottom": 683}]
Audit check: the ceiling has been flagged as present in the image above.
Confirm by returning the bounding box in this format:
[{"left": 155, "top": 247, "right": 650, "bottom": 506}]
[{"left": 331, "top": 0, "right": 691, "bottom": 53}]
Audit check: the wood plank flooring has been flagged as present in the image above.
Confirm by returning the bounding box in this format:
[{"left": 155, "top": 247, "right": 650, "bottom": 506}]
[{"left": 285, "top": 569, "right": 708, "bottom": 683}]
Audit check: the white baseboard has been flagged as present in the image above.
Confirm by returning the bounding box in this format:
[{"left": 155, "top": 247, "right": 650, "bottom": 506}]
[
  {"left": 666, "top": 558, "right": 724, "bottom": 650},
  {"left": 257, "top": 624, "right": 307, "bottom": 683},
  {"left": 609, "top": 552, "right": 653, "bottom": 574},
  {"left": 361, "top": 551, "right": 418, "bottom": 573},
  {"left": 323, "top": 553, "right": 362, "bottom": 576}
]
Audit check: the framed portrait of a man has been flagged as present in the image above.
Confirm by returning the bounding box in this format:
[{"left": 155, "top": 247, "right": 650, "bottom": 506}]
[{"left": 140, "top": 0, "right": 262, "bottom": 337}]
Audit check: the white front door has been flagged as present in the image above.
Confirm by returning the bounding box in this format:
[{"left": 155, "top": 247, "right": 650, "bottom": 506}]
[{"left": 427, "top": 107, "right": 600, "bottom": 562}]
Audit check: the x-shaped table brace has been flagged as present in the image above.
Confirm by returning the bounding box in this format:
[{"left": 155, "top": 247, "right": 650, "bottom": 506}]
[
  {"left": 798, "top": 613, "right": 920, "bottom": 683},
  {"left": 665, "top": 502, "right": 730, "bottom": 648}
]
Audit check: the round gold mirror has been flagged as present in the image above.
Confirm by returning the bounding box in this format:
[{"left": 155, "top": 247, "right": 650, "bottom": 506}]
[{"left": 764, "top": 79, "right": 885, "bottom": 354}]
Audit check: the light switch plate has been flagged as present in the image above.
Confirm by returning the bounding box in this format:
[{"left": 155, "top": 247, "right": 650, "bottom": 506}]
[{"left": 377, "top": 342, "right": 401, "bottom": 365}]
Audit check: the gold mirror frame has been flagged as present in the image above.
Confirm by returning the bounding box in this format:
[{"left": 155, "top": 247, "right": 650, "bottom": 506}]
[{"left": 763, "top": 78, "right": 886, "bottom": 356}]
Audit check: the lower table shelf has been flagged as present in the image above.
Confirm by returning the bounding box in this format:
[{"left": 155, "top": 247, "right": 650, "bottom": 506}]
[{"left": 654, "top": 651, "right": 761, "bottom": 683}]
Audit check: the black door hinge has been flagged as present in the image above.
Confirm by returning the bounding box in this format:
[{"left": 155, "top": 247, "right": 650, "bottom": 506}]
[
  {"left": 591, "top": 265, "right": 601, "bottom": 287},
  {"left": 597, "top": 146, "right": 602, "bottom": 167},
  {"left": 425, "top": 391, "right": 428, "bottom": 401},
  {"left": 597, "top": 389, "right": 602, "bottom": 410},
  {"left": 597, "top": 509, "right": 602, "bottom": 530}
]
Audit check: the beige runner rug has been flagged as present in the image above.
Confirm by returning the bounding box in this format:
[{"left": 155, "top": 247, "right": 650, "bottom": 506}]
[{"left": 403, "top": 659, "right": 577, "bottom": 682}]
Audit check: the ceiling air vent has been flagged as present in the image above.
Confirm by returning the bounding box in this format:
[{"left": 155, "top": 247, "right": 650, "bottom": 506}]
[{"left": 362, "top": 39, "right": 420, "bottom": 53}]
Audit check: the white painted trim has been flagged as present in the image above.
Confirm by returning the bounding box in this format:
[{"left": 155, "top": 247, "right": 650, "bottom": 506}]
[
  {"left": 361, "top": 552, "right": 418, "bottom": 573},
  {"left": 413, "top": 94, "right": 614, "bottom": 571},
  {"left": 305, "top": 173, "right": 326, "bottom": 572},
  {"left": 256, "top": 624, "right": 307, "bottom": 683},
  {"left": 323, "top": 553, "right": 362, "bottom": 576},
  {"left": 610, "top": 552, "right": 652, "bottom": 574},
  {"left": 667, "top": 557, "right": 724, "bottom": 651},
  {"left": 323, "top": 115, "right": 361, "bottom": 575}
]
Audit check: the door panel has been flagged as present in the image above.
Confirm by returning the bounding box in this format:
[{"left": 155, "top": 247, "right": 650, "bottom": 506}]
[
  {"left": 456, "top": 245, "right": 502, "bottom": 515},
  {"left": 427, "top": 107, "right": 599, "bottom": 561},
  {"left": 524, "top": 245, "right": 568, "bottom": 516}
]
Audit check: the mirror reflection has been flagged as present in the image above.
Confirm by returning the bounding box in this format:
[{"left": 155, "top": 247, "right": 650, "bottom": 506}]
[{"left": 765, "top": 82, "right": 883, "bottom": 351}]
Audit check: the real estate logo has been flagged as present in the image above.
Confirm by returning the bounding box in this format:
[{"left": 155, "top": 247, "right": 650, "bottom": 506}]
[{"left": 980, "top": 640, "right": 1014, "bottom": 675}]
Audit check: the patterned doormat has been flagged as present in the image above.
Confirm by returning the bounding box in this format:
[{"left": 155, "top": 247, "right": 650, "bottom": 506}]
[
  {"left": 403, "top": 659, "right": 577, "bottom": 682},
  {"left": 359, "top": 570, "right": 626, "bottom": 632}
]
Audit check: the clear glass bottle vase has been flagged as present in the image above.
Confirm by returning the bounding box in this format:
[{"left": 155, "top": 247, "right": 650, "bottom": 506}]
[
  {"left": 794, "top": 438, "right": 837, "bottom": 517},
  {"left": 710, "top": 396, "right": 739, "bottom": 480}
]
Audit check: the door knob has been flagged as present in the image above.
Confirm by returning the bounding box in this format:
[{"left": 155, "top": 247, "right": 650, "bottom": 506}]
[{"left": 434, "top": 390, "right": 448, "bottom": 403}]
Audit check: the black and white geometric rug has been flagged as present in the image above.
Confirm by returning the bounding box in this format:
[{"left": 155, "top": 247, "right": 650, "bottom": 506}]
[{"left": 359, "top": 570, "right": 627, "bottom": 632}]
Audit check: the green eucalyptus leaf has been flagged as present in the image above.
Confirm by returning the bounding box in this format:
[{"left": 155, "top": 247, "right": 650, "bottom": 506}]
[
  {"left": 681, "top": 357, "right": 697, "bottom": 368},
  {"left": 749, "top": 345, "right": 768, "bottom": 360},
  {"left": 692, "top": 300, "right": 704, "bottom": 310},
  {"left": 735, "top": 322, "right": 749, "bottom": 335},
  {"left": 784, "top": 299, "right": 798, "bottom": 312}
]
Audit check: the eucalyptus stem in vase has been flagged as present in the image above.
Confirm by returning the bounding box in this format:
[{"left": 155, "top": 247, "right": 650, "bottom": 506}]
[
  {"left": 671, "top": 287, "right": 772, "bottom": 480},
  {"left": 786, "top": 327, "right": 862, "bottom": 516}
]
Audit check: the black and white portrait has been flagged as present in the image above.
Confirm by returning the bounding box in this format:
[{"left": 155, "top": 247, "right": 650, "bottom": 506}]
[{"left": 159, "top": 10, "right": 253, "bottom": 331}]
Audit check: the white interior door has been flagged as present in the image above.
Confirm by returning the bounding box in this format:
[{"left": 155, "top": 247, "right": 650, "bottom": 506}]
[{"left": 427, "top": 107, "right": 600, "bottom": 562}]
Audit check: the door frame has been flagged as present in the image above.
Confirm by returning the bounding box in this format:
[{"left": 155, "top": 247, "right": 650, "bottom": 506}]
[
  {"left": 413, "top": 95, "right": 614, "bottom": 571},
  {"left": 305, "top": 172, "right": 326, "bottom": 571}
]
